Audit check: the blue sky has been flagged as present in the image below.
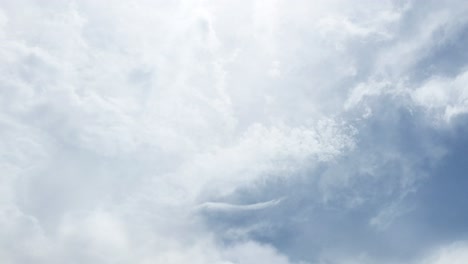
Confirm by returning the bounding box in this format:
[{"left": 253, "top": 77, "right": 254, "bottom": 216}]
[{"left": 1, "top": 0, "right": 468, "bottom": 263}]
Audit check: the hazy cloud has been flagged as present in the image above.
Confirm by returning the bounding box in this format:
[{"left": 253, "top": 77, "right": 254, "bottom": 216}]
[{"left": 1, "top": 0, "right": 467, "bottom": 263}]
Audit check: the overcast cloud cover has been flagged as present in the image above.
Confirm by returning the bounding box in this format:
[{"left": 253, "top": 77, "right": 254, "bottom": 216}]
[{"left": 1, "top": 0, "right": 468, "bottom": 263}]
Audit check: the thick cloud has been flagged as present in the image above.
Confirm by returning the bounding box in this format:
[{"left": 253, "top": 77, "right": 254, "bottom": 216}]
[{"left": 1, "top": 0, "right": 468, "bottom": 263}]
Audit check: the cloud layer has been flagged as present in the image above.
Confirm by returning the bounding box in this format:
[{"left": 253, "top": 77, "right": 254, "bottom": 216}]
[{"left": 1, "top": 0, "right": 468, "bottom": 263}]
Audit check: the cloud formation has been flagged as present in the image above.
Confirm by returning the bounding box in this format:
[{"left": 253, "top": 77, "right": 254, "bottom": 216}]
[{"left": 1, "top": 0, "right": 468, "bottom": 263}]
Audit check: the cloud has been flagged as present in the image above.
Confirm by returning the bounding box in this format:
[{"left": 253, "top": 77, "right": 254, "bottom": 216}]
[
  {"left": 197, "top": 198, "right": 283, "bottom": 212},
  {"left": 412, "top": 70, "right": 468, "bottom": 122},
  {"left": 420, "top": 242, "right": 468, "bottom": 264},
  {"left": 1, "top": 0, "right": 468, "bottom": 263}
]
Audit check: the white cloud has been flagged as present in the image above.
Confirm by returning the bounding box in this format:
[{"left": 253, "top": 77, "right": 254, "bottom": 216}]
[
  {"left": 0, "top": 1, "right": 357, "bottom": 262},
  {"left": 412, "top": 70, "right": 468, "bottom": 122},
  {"left": 197, "top": 198, "right": 283, "bottom": 212},
  {"left": 420, "top": 242, "right": 468, "bottom": 264},
  {"left": 0, "top": 0, "right": 467, "bottom": 263}
]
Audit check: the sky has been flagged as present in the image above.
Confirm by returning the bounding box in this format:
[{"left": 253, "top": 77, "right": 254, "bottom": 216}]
[{"left": 1, "top": 0, "right": 468, "bottom": 263}]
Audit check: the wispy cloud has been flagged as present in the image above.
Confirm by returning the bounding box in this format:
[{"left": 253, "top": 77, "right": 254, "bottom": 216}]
[{"left": 197, "top": 198, "right": 283, "bottom": 212}]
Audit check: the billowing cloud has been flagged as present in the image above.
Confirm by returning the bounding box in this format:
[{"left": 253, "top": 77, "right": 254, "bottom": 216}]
[{"left": 1, "top": 0, "right": 468, "bottom": 263}]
